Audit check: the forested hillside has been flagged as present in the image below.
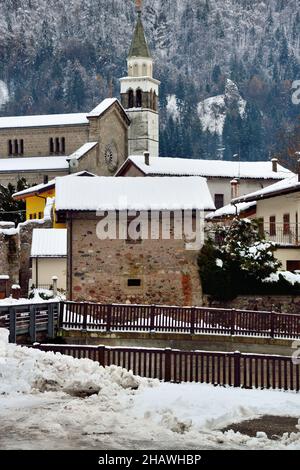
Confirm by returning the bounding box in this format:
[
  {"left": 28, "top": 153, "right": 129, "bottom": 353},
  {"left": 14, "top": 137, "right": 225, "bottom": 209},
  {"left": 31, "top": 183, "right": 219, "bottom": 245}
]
[{"left": 0, "top": 0, "right": 299, "bottom": 164}]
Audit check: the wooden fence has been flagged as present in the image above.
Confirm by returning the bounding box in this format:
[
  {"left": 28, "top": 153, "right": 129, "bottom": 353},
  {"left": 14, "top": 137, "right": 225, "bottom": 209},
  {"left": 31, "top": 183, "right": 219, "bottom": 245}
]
[
  {"left": 0, "top": 302, "right": 59, "bottom": 343},
  {"left": 31, "top": 343, "right": 300, "bottom": 391},
  {"left": 61, "top": 301, "right": 300, "bottom": 339}
]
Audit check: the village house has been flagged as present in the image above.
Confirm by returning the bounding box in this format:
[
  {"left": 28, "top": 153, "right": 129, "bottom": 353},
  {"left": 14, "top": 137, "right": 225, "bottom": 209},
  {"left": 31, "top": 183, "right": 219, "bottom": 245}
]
[
  {"left": 233, "top": 170, "right": 300, "bottom": 271},
  {"left": 55, "top": 176, "right": 215, "bottom": 306},
  {"left": 30, "top": 229, "right": 67, "bottom": 291},
  {"left": 116, "top": 155, "right": 293, "bottom": 208}
]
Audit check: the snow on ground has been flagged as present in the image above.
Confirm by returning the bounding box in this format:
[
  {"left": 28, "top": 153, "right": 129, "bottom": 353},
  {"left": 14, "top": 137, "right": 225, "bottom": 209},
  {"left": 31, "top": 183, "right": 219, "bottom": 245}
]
[{"left": 0, "top": 328, "right": 300, "bottom": 450}]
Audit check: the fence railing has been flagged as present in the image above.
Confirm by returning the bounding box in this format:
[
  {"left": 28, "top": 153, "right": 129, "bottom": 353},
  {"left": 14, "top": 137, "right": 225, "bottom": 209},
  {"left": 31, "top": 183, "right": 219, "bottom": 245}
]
[
  {"left": 61, "top": 302, "right": 300, "bottom": 340},
  {"left": 0, "top": 302, "right": 59, "bottom": 343},
  {"left": 263, "top": 223, "right": 300, "bottom": 246},
  {"left": 31, "top": 343, "right": 300, "bottom": 392}
]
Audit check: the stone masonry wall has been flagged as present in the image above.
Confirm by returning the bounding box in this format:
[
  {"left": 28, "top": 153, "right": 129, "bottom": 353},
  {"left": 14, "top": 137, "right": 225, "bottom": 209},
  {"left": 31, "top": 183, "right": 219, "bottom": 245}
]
[
  {"left": 69, "top": 215, "right": 202, "bottom": 306},
  {"left": 0, "top": 125, "right": 88, "bottom": 158}
]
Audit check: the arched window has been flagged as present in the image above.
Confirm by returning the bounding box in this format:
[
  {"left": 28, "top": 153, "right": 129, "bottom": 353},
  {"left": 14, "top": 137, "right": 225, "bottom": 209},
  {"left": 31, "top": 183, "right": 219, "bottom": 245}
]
[
  {"left": 153, "top": 91, "right": 157, "bottom": 111},
  {"left": 49, "top": 138, "right": 54, "bottom": 154},
  {"left": 55, "top": 137, "right": 60, "bottom": 154},
  {"left": 128, "top": 89, "right": 134, "bottom": 108},
  {"left": 134, "top": 63, "right": 138, "bottom": 76},
  {"left": 143, "top": 63, "right": 147, "bottom": 76},
  {"left": 136, "top": 89, "right": 142, "bottom": 108},
  {"left": 14, "top": 139, "right": 18, "bottom": 155}
]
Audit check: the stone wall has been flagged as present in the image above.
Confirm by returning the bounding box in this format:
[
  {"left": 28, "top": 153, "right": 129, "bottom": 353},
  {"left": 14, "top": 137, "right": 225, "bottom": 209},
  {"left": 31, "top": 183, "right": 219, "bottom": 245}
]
[
  {"left": 0, "top": 124, "right": 88, "bottom": 158},
  {"left": 68, "top": 214, "right": 202, "bottom": 306},
  {"left": 204, "top": 295, "right": 300, "bottom": 315}
]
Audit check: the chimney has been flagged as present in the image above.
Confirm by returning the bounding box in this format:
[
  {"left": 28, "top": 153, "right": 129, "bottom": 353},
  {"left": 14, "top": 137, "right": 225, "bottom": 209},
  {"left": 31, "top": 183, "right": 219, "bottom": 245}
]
[
  {"left": 231, "top": 178, "right": 240, "bottom": 199},
  {"left": 144, "top": 151, "right": 150, "bottom": 166},
  {"left": 298, "top": 159, "right": 300, "bottom": 183},
  {"left": 271, "top": 158, "right": 278, "bottom": 173}
]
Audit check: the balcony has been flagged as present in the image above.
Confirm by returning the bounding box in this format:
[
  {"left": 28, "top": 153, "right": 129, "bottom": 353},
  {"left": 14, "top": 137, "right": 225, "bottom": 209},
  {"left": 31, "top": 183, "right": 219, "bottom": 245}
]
[{"left": 263, "top": 223, "right": 300, "bottom": 247}]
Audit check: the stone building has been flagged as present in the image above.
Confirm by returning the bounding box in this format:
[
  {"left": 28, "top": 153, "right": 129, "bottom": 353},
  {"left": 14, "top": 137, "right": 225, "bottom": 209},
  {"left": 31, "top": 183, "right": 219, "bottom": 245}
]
[
  {"left": 0, "top": 99, "right": 130, "bottom": 185},
  {"left": 55, "top": 176, "right": 215, "bottom": 306}
]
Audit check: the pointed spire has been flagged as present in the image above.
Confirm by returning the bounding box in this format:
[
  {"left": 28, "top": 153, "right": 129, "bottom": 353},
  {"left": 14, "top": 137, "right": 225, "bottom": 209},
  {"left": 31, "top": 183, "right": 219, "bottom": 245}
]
[{"left": 128, "top": 1, "right": 151, "bottom": 59}]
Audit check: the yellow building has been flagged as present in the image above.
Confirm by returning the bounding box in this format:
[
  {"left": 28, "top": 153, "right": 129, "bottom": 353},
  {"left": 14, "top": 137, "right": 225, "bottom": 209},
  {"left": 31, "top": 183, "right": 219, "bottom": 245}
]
[{"left": 13, "top": 171, "right": 95, "bottom": 228}]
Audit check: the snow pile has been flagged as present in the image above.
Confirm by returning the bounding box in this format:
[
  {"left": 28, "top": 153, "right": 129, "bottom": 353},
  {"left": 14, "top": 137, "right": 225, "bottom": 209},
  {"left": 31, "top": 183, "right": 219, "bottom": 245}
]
[
  {"left": 198, "top": 79, "right": 246, "bottom": 136},
  {"left": 0, "top": 329, "right": 153, "bottom": 396}
]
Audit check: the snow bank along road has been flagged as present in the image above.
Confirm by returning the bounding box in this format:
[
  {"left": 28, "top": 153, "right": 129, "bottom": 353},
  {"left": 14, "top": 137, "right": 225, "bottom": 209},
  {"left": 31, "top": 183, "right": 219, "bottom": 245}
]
[{"left": 0, "top": 329, "right": 299, "bottom": 450}]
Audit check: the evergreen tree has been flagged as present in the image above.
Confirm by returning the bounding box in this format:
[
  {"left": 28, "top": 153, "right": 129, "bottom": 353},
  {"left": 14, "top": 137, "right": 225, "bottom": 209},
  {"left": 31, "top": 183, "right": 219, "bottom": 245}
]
[{"left": 0, "top": 178, "right": 28, "bottom": 226}]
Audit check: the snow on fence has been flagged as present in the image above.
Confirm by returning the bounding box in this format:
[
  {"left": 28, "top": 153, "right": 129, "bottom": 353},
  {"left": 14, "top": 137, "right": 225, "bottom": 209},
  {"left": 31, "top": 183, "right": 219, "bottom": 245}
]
[
  {"left": 0, "top": 302, "right": 59, "bottom": 343},
  {"left": 61, "top": 302, "right": 300, "bottom": 340},
  {"left": 31, "top": 344, "right": 300, "bottom": 392}
]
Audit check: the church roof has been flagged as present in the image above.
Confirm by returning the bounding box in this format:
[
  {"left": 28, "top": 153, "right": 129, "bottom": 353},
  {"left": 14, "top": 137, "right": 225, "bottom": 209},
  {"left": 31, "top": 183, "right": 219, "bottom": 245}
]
[{"left": 128, "top": 15, "right": 151, "bottom": 59}]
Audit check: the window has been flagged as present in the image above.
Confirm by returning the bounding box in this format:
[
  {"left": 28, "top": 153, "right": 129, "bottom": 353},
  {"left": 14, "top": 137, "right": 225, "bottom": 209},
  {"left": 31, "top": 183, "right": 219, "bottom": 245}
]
[
  {"left": 214, "top": 194, "right": 224, "bottom": 210},
  {"left": 128, "top": 89, "right": 134, "bottom": 108},
  {"left": 38, "top": 212, "right": 43, "bottom": 219},
  {"left": 49, "top": 138, "right": 54, "bottom": 154},
  {"left": 43, "top": 175, "right": 49, "bottom": 185},
  {"left": 269, "top": 216, "right": 276, "bottom": 236},
  {"left": 153, "top": 91, "right": 157, "bottom": 111},
  {"left": 50, "top": 137, "right": 65, "bottom": 155},
  {"left": 136, "top": 89, "right": 142, "bottom": 108},
  {"left": 8, "top": 139, "right": 24, "bottom": 156},
  {"left": 283, "top": 213, "right": 290, "bottom": 235},
  {"left": 287, "top": 261, "right": 300, "bottom": 272},
  {"left": 128, "top": 279, "right": 141, "bottom": 287}
]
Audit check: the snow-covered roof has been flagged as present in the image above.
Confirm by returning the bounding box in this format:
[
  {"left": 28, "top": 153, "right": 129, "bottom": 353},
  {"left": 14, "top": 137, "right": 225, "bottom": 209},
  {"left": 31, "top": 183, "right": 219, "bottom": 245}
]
[
  {"left": 55, "top": 176, "right": 215, "bottom": 212},
  {"left": 117, "top": 155, "right": 293, "bottom": 180},
  {"left": 0, "top": 156, "right": 69, "bottom": 173},
  {"left": 13, "top": 170, "right": 96, "bottom": 199},
  {"left": 206, "top": 201, "right": 256, "bottom": 220},
  {"left": 0, "top": 97, "right": 125, "bottom": 130},
  {"left": 68, "top": 142, "right": 98, "bottom": 160},
  {"left": 0, "top": 113, "right": 88, "bottom": 129},
  {"left": 31, "top": 229, "right": 67, "bottom": 258},
  {"left": 233, "top": 174, "right": 300, "bottom": 203},
  {"left": 87, "top": 98, "right": 119, "bottom": 118}
]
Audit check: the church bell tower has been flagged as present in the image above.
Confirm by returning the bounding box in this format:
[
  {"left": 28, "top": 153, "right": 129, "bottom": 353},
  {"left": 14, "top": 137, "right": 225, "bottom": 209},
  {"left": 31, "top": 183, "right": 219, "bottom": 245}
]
[{"left": 120, "top": 0, "right": 160, "bottom": 158}]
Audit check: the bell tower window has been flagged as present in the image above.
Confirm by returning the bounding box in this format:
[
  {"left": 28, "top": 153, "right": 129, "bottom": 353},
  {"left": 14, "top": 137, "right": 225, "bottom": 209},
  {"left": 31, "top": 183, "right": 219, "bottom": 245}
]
[
  {"left": 136, "top": 89, "right": 142, "bottom": 108},
  {"left": 128, "top": 89, "right": 134, "bottom": 108}
]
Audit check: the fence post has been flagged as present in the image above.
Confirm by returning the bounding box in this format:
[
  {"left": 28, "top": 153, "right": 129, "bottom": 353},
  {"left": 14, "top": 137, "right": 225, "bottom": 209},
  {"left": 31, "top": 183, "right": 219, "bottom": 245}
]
[
  {"left": 98, "top": 345, "right": 106, "bottom": 366},
  {"left": 233, "top": 351, "right": 241, "bottom": 388},
  {"left": 29, "top": 305, "right": 37, "bottom": 343},
  {"left": 59, "top": 301, "right": 64, "bottom": 328},
  {"left": 47, "top": 304, "right": 55, "bottom": 339},
  {"left": 165, "top": 348, "right": 172, "bottom": 382},
  {"left": 82, "top": 303, "right": 88, "bottom": 331},
  {"left": 106, "top": 304, "right": 112, "bottom": 332},
  {"left": 270, "top": 311, "right": 275, "bottom": 339},
  {"left": 190, "top": 308, "right": 195, "bottom": 335},
  {"left": 150, "top": 305, "right": 155, "bottom": 332},
  {"left": 9, "top": 307, "right": 16, "bottom": 344},
  {"left": 231, "top": 309, "right": 236, "bottom": 336}
]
